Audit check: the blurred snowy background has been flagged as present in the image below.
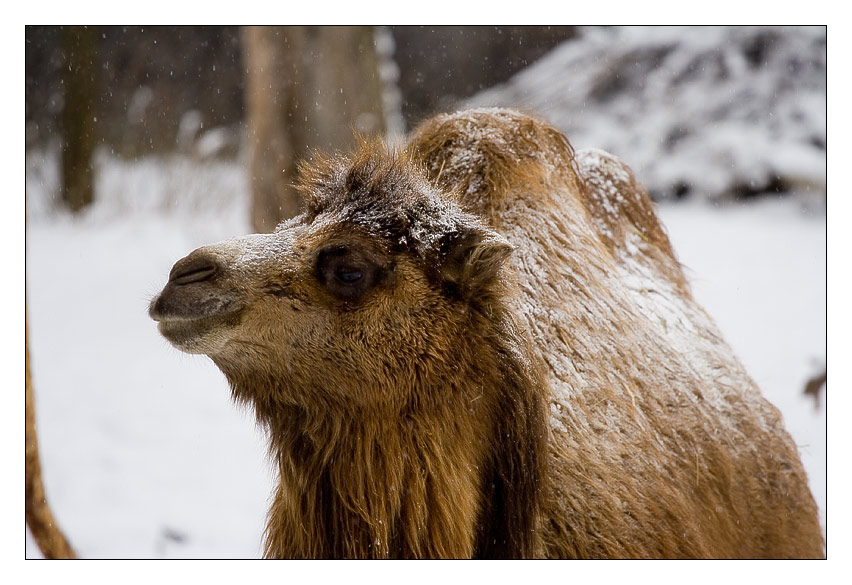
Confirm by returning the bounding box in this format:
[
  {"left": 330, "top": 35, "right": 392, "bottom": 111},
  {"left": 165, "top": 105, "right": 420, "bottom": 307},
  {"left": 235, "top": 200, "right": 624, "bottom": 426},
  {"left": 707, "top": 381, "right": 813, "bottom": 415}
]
[
  {"left": 469, "top": 26, "right": 826, "bottom": 204},
  {"left": 25, "top": 25, "right": 825, "bottom": 558}
]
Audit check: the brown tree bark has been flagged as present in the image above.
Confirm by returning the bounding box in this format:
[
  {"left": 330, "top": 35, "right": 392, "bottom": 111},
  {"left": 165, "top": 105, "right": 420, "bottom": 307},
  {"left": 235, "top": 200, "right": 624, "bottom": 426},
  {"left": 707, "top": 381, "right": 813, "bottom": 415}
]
[
  {"left": 242, "top": 26, "right": 387, "bottom": 233},
  {"left": 60, "top": 25, "right": 98, "bottom": 212},
  {"left": 26, "top": 323, "right": 76, "bottom": 559},
  {"left": 242, "top": 26, "right": 304, "bottom": 233}
]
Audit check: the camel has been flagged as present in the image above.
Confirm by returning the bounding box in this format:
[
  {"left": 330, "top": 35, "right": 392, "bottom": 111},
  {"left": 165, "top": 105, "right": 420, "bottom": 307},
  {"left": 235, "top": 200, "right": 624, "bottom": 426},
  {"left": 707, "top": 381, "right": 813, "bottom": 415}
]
[{"left": 150, "top": 108, "right": 823, "bottom": 558}]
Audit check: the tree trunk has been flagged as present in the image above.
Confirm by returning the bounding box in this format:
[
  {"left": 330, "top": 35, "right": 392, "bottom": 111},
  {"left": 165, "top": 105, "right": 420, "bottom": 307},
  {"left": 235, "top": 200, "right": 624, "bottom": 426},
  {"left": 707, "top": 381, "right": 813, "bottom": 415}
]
[
  {"left": 26, "top": 322, "right": 76, "bottom": 559},
  {"left": 60, "top": 25, "right": 98, "bottom": 212},
  {"left": 242, "top": 26, "right": 388, "bottom": 233},
  {"left": 242, "top": 26, "right": 305, "bottom": 234}
]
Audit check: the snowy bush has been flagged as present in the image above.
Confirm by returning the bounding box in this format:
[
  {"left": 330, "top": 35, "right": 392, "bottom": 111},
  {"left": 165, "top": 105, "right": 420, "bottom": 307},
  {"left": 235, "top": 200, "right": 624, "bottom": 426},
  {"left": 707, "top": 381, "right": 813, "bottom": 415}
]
[{"left": 468, "top": 26, "right": 826, "bottom": 201}]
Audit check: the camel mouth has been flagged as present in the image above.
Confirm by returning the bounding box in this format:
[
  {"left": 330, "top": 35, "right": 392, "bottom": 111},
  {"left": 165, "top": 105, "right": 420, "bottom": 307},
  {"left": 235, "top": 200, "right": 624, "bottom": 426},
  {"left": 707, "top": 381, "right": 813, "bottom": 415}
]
[
  {"left": 149, "top": 288, "right": 245, "bottom": 322},
  {"left": 148, "top": 294, "right": 244, "bottom": 323},
  {"left": 154, "top": 311, "right": 243, "bottom": 354},
  {"left": 149, "top": 284, "right": 247, "bottom": 353}
]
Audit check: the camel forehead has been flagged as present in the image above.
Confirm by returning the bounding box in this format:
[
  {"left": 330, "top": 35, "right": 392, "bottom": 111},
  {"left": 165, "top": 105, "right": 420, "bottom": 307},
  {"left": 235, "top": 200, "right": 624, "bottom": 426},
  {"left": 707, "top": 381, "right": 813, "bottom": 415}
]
[{"left": 296, "top": 150, "right": 478, "bottom": 260}]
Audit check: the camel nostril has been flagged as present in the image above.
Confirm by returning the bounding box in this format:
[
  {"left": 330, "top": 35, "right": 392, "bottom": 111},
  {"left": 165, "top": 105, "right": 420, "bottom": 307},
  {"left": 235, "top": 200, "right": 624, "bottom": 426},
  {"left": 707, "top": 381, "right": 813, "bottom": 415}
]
[{"left": 168, "top": 254, "right": 219, "bottom": 285}]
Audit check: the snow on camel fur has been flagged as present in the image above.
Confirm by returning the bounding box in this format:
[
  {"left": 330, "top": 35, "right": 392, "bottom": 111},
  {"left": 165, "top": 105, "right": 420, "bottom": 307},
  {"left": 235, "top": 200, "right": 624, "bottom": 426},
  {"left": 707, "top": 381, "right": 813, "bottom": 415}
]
[{"left": 150, "top": 108, "right": 823, "bottom": 558}]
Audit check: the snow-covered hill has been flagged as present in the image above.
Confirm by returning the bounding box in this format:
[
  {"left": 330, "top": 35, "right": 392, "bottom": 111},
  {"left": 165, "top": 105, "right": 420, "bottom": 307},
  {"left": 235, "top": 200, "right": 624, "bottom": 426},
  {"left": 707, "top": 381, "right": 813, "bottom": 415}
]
[{"left": 468, "top": 26, "right": 826, "bottom": 203}]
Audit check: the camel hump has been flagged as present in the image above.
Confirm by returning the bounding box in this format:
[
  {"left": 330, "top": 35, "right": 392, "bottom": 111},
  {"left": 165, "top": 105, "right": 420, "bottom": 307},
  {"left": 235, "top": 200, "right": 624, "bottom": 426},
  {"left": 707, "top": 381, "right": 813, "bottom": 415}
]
[
  {"left": 575, "top": 148, "right": 674, "bottom": 257},
  {"left": 410, "top": 109, "right": 685, "bottom": 289},
  {"left": 407, "top": 108, "right": 582, "bottom": 215},
  {"left": 574, "top": 147, "right": 690, "bottom": 292}
]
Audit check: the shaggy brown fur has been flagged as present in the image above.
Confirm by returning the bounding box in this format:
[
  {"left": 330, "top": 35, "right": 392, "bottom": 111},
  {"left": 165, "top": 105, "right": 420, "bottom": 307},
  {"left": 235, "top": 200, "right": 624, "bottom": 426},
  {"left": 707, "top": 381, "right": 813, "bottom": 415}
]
[
  {"left": 150, "top": 108, "right": 823, "bottom": 558},
  {"left": 26, "top": 324, "right": 76, "bottom": 559}
]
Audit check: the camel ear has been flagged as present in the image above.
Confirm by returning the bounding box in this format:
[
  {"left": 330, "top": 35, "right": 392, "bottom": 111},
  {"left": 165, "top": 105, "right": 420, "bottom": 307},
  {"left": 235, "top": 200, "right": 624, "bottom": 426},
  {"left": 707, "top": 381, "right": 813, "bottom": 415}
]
[{"left": 440, "top": 228, "right": 513, "bottom": 299}]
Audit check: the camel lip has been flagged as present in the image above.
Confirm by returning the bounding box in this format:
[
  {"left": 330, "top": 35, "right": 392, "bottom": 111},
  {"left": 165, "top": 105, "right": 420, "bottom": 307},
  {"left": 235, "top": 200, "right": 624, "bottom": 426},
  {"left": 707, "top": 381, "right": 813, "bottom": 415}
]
[
  {"left": 149, "top": 307, "right": 235, "bottom": 324},
  {"left": 148, "top": 285, "right": 247, "bottom": 324},
  {"left": 153, "top": 306, "right": 245, "bottom": 354}
]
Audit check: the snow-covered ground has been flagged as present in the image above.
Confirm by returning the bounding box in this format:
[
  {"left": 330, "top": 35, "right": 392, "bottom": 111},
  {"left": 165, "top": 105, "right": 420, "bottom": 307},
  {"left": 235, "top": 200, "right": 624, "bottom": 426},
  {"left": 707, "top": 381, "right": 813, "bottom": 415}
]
[
  {"left": 25, "top": 152, "right": 272, "bottom": 559},
  {"left": 24, "top": 150, "right": 825, "bottom": 558}
]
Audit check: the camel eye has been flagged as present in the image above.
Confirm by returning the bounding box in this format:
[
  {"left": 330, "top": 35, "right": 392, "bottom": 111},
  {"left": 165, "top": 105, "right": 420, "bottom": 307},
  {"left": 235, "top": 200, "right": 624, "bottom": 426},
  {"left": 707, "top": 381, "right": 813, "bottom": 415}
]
[
  {"left": 335, "top": 267, "right": 364, "bottom": 283},
  {"left": 316, "top": 246, "right": 383, "bottom": 302}
]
